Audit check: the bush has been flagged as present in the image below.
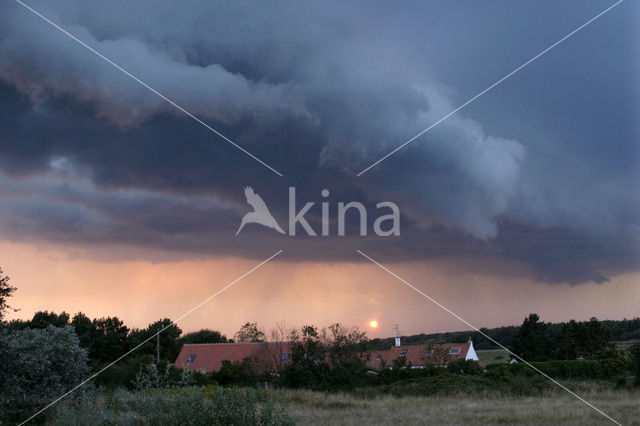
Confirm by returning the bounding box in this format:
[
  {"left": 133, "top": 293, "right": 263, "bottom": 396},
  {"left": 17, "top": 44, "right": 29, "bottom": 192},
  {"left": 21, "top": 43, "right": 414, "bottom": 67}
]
[
  {"left": 0, "top": 325, "right": 90, "bottom": 423},
  {"left": 484, "top": 364, "right": 550, "bottom": 395},
  {"left": 628, "top": 343, "right": 640, "bottom": 387},
  {"left": 277, "top": 362, "right": 322, "bottom": 389},
  {"left": 528, "top": 359, "right": 625, "bottom": 380},
  {"left": 277, "top": 358, "right": 370, "bottom": 391},
  {"left": 374, "top": 364, "right": 549, "bottom": 397},
  {"left": 214, "top": 359, "right": 256, "bottom": 386},
  {"left": 349, "top": 362, "right": 551, "bottom": 398},
  {"left": 376, "top": 359, "right": 426, "bottom": 384},
  {"left": 52, "top": 386, "right": 293, "bottom": 425},
  {"left": 447, "top": 359, "right": 483, "bottom": 375},
  {"left": 383, "top": 374, "right": 491, "bottom": 397},
  {"left": 93, "top": 354, "right": 155, "bottom": 389}
]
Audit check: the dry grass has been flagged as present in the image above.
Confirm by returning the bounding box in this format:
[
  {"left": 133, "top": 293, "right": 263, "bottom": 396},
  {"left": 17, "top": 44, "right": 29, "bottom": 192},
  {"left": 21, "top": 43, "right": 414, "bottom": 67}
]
[{"left": 268, "top": 386, "right": 640, "bottom": 425}]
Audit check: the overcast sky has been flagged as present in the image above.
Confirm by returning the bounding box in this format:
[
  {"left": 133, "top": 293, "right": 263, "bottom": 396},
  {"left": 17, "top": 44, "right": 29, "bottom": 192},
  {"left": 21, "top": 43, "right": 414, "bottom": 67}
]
[{"left": 0, "top": 1, "right": 638, "bottom": 335}]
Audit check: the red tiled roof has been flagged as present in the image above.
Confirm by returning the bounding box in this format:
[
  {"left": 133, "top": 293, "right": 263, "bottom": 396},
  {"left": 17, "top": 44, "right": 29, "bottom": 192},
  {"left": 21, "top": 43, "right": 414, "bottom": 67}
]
[
  {"left": 174, "top": 342, "right": 292, "bottom": 372},
  {"left": 175, "top": 341, "right": 475, "bottom": 372},
  {"left": 366, "top": 342, "right": 471, "bottom": 369}
]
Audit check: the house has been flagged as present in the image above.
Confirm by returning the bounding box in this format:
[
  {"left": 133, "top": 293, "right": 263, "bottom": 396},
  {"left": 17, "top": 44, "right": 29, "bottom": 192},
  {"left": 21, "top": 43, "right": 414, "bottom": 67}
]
[
  {"left": 174, "top": 342, "right": 292, "bottom": 372},
  {"left": 174, "top": 338, "right": 479, "bottom": 373},
  {"left": 365, "top": 338, "right": 479, "bottom": 369}
]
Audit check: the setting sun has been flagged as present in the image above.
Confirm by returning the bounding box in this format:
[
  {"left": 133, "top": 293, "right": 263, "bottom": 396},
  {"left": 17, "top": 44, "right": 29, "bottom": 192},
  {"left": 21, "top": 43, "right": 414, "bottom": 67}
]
[{"left": 369, "top": 320, "right": 378, "bottom": 328}]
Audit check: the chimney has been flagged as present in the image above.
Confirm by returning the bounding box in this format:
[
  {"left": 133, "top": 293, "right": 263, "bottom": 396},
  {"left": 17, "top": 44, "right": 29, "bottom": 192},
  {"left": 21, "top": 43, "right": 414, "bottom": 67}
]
[{"left": 393, "top": 324, "right": 401, "bottom": 347}]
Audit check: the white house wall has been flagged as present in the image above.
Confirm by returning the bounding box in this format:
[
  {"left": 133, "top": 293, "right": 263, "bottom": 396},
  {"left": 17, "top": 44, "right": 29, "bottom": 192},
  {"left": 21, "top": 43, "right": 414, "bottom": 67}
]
[{"left": 465, "top": 341, "right": 479, "bottom": 361}]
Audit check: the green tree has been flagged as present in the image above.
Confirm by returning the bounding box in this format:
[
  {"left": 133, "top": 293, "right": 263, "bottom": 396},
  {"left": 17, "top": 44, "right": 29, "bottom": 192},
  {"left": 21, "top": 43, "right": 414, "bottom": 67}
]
[
  {"left": 71, "top": 312, "right": 95, "bottom": 351},
  {"left": 0, "top": 267, "right": 17, "bottom": 321},
  {"left": 289, "top": 325, "right": 323, "bottom": 365},
  {"left": 179, "top": 329, "right": 228, "bottom": 345},
  {"left": 581, "top": 317, "right": 612, "bottom": 359},
  {"left": 555, "top": 320, "right": 581, "bottom": 360},
  {"left": 234, "top": 322, "right": 265, "bottom": 343},
  {"left": 29, "top": 310, "right": 70, "bottom": 328},
  {"left": 91, "top": 316, "right": 130, "bottom": 362},
  {"left": 325, "top": 323, "right": 368, "bottom": 367},
  {"left": 0, "top": 325, "right": 90, "bottom": 422},
  {"left": 129, "top": 318, "right": 182, "bottom": 362},
  {"left": 282, "top": 323, "right": 368, "bottom": 389},
  {"left": 148, "top": 318, "right": 182, "bottom": 361},
  {"left": 215, "top": 359, "right": 254, "bottom": 385},
  {"left": 510, "top": 313, "right": 556, "bottom": 361},
  {"left": 556, "top": 317, "right": 613, "bottom": 360}
]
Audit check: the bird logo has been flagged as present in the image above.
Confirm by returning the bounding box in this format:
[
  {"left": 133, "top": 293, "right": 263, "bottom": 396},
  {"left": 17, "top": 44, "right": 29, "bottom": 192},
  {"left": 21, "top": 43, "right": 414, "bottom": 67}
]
[{"left": 236, "top": 186, "right": 285, "bottom": 236}]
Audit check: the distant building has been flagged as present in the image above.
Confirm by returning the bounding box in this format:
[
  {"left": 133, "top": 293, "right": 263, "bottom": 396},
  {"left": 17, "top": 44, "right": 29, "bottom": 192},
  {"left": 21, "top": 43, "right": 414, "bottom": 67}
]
[
  {"left": 365, "top": 338, "right": 479, "bottom": 369},
  {"left": 174, "top": 338, "right": 479, "bottom": 373},
  {"left": 174, "top": 342, "right": 292, "bottom": 372}
]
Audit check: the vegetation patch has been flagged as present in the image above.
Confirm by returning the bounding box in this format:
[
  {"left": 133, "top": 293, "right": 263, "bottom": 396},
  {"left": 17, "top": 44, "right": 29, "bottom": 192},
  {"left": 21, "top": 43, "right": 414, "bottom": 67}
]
[{"left": 52, "top": 386, "right": 293, "bottom": 426}]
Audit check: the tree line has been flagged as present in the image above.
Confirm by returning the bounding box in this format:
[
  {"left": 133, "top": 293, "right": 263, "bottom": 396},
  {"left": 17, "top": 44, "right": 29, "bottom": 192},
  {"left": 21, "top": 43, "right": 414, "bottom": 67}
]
[
  {"left": 510, "top": 313, "right": 621, "bottom": 362},
  {"left": 2, "top": 310, "right": 232, "bottom": 385},
  {"left": 2, "top": 268, "right": 640, "bottom": 399},
  {"left": 368, "top": 316, "right": 640, "bottom": 351}
]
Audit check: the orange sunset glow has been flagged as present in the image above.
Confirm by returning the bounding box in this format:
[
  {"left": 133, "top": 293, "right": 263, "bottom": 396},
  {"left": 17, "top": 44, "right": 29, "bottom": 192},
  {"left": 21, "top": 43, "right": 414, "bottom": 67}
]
[{"left": 3, "top": 239, "right": 639, "bottom": 338}]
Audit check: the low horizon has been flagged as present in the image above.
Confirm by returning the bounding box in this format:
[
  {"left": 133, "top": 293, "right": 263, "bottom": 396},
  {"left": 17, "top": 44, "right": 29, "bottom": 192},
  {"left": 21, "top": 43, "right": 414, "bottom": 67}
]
[{"left": 3, "top": 240, "right": 638, "bottom": 339}]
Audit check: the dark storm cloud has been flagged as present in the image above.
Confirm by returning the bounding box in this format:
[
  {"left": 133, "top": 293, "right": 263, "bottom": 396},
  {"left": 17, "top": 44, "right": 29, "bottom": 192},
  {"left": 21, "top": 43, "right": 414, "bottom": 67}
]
[{"left": 0, "top": 0, "right": 638, "bottom": 284}]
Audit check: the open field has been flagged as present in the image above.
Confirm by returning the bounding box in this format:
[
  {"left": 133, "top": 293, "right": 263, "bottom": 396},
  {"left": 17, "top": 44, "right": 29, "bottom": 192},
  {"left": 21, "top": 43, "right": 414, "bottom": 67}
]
[
  {"left": 615, "top": 339, "right": 640, "bottom": 352},
  {"left": 268, "top": 387, "right": 639, "bottom": 425},
  {"left": 476, "top": 348, "right": 510, "bottom": 365}
]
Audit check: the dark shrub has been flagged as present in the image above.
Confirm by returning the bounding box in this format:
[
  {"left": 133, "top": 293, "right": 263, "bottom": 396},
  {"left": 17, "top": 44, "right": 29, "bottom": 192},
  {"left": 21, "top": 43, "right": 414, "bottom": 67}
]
[
  {"left": 53, "top": 386, "right": 293, "bottom": 425},
  {"left": 0, "top": 326, "right": 90, "bottom": 423},
  {"left": 447, "top": 359, "right": 483, "bottom": 375},
  {"left": 528, "top": 359, "right": 625, "bottom": 380}
]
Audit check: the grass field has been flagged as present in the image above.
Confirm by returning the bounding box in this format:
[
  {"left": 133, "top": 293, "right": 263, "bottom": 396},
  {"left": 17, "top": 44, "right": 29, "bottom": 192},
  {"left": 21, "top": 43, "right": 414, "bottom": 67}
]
[
  {"left": 615, "top": 339, "right": 640, "bottom": 352},
  {"left": 269, "top": 386, "right": 639, "bottom": 425},
  {"left": 476, "top": 348, "right": 510, "bottom": 365}
]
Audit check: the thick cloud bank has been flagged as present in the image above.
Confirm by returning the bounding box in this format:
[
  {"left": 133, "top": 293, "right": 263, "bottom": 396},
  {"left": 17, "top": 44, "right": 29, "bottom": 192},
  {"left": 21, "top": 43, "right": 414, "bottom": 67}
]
[{"left": 0, "top": 0, "right": 638, "bottom": 284}]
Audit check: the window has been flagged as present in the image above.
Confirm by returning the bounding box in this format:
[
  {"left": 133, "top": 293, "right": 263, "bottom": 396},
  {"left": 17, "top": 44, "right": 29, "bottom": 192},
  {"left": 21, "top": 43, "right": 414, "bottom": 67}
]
[
  {"left": 186, "top": 354, "right": 197, "bottom": 363},
  {"left": 449, "top": 347, "right": 461, "bottom": 355},
  {"left": 375, "top": 354, "right": 382, "bottom": 360},
  {"left": 400, "top": 349, "right": 407, "bottom": 356},
  {"left": 281, "top": 352, "right": 290, "bottom": 362}
]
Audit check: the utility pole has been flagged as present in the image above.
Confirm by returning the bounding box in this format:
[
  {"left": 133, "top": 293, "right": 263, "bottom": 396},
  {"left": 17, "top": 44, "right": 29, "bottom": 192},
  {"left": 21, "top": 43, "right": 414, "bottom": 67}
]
[{"left": 156, "top": 333, "right": 160, "bottom": 364}]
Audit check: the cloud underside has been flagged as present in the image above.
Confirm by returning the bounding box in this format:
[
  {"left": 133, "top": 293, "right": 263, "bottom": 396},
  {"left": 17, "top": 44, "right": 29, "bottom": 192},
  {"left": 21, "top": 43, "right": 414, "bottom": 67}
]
[{"left": 0, "top": 1, "right": 638, "bottom": 285}]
